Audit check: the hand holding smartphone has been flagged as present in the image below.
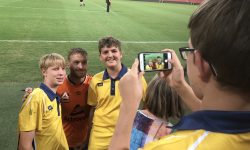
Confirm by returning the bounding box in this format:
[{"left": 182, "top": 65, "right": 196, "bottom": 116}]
[{"left": 138, "top": 52, "right": 172, "bottom": 72}]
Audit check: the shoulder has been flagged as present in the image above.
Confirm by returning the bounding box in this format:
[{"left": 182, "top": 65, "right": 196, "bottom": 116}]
[
  {"left": 85, "top": 74, "right": 93, "bottom": 83},
  {"left": 143, "top": 130, "right": 207, "bottom": 149},
  {"left": 93, "top": 71, "right": 104, "bottom": 78},
  {"left": 28, "top": 88, "right": 46, "bottom": 102},
  {"left": 91, "top": 72, "right": 104, "bottom": 82},
  {"left": 21, "top": 88, "right": 46, "bottom": 108}
]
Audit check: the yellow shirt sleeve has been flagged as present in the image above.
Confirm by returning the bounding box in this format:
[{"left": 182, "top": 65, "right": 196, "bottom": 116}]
[
  {"left": 18, "top": 91, "right": 44, "bottom": 132},
  {"left": 87, "top": 78, "right": 98, "bottom": 106}
]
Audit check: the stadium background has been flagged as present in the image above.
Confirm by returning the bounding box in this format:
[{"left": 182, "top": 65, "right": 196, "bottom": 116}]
[{"left": 0, "top": 0, "right": 202, "bottom": 148}]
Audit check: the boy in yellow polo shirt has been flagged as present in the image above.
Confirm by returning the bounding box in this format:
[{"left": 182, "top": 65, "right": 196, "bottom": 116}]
[
  {"left": 18, "top": 53, "right": 68, "bottom": 150},
  {"left": 87, "top": 36, "right": 147, "bottom": 150}
]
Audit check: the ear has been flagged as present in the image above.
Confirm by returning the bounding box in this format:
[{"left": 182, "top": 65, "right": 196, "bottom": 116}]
[
  {"left": 194, "top": 51, "right": 212, "bottom": 82},
  {"left": 41, "top": 69, "right": 47, "bottom": 78},
  {"left": 120, "top": 51, "right": 123, "bottom": 59}
]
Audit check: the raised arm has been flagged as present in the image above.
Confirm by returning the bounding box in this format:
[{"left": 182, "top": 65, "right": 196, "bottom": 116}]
[
  {"left": 159, "top": 49, "right": 201, "bottom": 111},
  {"left": 109, "top": 59, "right": 144, "bottom": 150}
]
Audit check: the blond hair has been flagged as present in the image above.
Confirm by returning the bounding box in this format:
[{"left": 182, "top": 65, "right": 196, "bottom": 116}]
[{"left": 39, "top": 53, "right": 66, "bottom": 71}]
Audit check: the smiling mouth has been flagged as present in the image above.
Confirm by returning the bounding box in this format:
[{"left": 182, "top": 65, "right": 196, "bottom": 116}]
[
  {"left": 56, "top": 78, "right": 64, "bottom": 81},
  {"left": 107, "top": 59, "right": 116, "bottom": 62}
]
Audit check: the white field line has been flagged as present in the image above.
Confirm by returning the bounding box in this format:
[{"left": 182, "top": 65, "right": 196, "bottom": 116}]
[
  {"left": 0, "top": 5, "right": 103, "bottom": 12},
  {"left": 0, "top": 40, "right": 188, "bottom": 44}
]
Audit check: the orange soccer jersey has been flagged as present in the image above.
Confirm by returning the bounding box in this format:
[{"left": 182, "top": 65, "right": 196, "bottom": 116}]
[{"left": 57, "top": 75, "right": 92, "bottom": 147}]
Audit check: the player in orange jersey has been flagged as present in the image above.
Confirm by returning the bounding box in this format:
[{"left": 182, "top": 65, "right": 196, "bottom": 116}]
[{"left": 57, "top": 48, "right": 92, "bottom": 150}]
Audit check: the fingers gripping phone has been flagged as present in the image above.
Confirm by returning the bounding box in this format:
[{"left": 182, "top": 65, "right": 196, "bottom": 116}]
[{"left": 138, "top": 52, "right": 172, "bottom": 72}]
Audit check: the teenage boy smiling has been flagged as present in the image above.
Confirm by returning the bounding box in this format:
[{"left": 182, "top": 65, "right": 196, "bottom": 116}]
[
  {"left": 87, "top": 36, "right": 147, "bottom": 150},
  {"left": 18, "top": 53, "right": 68, "bottom": 150}
]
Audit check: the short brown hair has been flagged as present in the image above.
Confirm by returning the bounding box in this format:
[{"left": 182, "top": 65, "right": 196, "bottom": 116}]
[
  {"left": 67, "top": 48, "right": 88, "bottom": 61},
  {"left": 98, "top": 36, "right": 121, "bottom": 53},
  {"left": 188, "top": 0, "right": 250, "bottom": 92},
  {"left": 144, "top": 75, "right": 183, "bottom": 120}
]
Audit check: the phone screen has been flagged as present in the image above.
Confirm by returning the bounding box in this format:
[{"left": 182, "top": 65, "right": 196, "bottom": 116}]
[{"left": 139, "top": 52, "right": 171, "bottom": 72}]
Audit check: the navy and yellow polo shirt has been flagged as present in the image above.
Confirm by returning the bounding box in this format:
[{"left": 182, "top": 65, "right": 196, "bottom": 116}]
[
  {"left": 142, "top": 110, "right": 250, "bottom": 150},
  {"left": 18, "top": 83, "right": 68, "bottom": 150},
  {"left": 87, "top": 65, "right": 147, "bottom": 149}
]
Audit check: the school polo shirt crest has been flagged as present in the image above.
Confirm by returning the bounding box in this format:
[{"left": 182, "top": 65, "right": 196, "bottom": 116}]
[
  {"left": 18, "top": 83, "right": 68, "bottom": 150},
  {"left": 142, "top": 110, "right": 250, "bottom": 150}
]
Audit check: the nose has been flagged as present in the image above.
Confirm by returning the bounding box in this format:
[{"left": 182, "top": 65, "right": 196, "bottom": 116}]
[
  {"left": 59, "top": 68, "right": 66, "bottom": 76},
  {"left": 77, "top": 63, "right": 84, "bottom": 69},
  {"left": 107, "top": 51, "right": 113, "bottom": 57}
]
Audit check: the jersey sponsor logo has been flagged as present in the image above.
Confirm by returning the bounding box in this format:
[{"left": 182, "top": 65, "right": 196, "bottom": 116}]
[
  {"left": 76, "top": 91, "right": 81, "bottom": 96},
  {"left": 61, "top": 92, "right": 70, "bottom": 103},
  {"left": 97, "top": 82, "right": 103, "bottom": 86},
  {"left": 63, "top": 105, "right": 89, "bottom": 121},
  {"left": 70, "top": 104, "right": 85, "bottom": 116}
]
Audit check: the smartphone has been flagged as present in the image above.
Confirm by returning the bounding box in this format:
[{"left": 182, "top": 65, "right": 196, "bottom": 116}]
[{"left": 138, "top": 52, "right": 172, "bottom": 72}]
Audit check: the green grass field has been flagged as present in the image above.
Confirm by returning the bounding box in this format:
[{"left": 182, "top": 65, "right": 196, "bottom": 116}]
[{"left": 0, "top": 0, "right": 197, "bottom": 148}]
